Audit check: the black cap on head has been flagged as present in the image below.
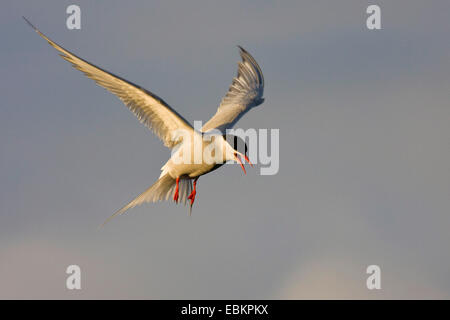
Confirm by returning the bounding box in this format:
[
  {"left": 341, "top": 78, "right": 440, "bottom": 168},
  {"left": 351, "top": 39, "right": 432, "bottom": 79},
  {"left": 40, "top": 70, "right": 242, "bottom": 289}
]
[{"left": 224, "top": 134, "right": 248, "bottom": 156}]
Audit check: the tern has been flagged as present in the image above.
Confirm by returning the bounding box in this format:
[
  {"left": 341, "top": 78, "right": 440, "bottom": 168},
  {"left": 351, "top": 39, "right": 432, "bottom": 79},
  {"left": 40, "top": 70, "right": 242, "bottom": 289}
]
[{"left": 24, "top": 17, "right": 265, "bottom": 223}]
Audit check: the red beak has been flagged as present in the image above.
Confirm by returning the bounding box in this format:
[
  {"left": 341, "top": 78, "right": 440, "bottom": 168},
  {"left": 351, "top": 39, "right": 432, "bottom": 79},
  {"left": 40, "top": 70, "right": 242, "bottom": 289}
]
[
  {"left": 234, "top": 153, "right": 246, "bottom": 175},
  {"left": 244, "top": 154, "right": 253, "bottom": 167}
]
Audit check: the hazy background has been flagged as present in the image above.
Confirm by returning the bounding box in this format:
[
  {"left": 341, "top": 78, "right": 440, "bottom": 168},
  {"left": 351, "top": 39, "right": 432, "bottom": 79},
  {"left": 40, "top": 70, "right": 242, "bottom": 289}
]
[{"left": 1, "top": 0, "right": 450, "bottom": 299}]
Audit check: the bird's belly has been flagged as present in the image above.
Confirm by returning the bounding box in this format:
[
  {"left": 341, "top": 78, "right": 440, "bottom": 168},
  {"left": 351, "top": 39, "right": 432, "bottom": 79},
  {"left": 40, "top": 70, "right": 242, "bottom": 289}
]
[{"left": 167, "top": 161, "right": 217, "bottom": 179}]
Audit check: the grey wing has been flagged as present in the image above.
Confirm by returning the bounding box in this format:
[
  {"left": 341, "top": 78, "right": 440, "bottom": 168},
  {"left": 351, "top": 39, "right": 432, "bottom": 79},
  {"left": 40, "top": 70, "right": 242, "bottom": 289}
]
[
  {"left": 201, "top": 46, "right": 264, "bottom": 133},
  {"left": 24, "top": 17, "right": 192, "bottom": 149}
]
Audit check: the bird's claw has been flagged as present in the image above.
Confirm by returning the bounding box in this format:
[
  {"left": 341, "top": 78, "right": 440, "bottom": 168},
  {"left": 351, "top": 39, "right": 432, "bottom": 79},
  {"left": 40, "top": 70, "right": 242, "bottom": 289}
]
[
  {"left": 188, "top": 190, "right": 196, "bottom": 206},
  {"left": 173, "top": 177, "right": 180, "bottom": 203}
]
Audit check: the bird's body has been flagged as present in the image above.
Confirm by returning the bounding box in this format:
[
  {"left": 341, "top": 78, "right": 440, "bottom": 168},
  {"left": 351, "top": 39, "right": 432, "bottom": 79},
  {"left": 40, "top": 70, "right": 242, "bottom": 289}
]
[
  {"left": 24, "top": 17, "right": 265, "bottom": 223},
  {"left": 161, "top": 132, "right": 227, "bottom": 179}
]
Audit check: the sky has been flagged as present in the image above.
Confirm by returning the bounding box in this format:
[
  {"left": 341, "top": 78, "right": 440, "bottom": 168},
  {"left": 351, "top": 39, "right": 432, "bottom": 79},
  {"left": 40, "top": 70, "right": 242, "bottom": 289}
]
[{"left": 1, "top": 0, "right": 450, "bottom": 299}]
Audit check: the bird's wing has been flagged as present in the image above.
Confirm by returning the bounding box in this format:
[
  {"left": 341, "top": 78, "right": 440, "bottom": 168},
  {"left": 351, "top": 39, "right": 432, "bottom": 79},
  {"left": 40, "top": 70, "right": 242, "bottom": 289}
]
[
  {"left": 24, "top": 17, "right": 192, "bottom": 149},
  {"left": 201, "top": 46, "right": 264, "bottom": 133}
]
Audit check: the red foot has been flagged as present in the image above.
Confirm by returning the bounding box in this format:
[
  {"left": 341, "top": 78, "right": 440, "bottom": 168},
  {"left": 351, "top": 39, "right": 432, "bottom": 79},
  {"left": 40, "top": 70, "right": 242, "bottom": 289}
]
[
  {"left": 173, "top": 177, "right": 180, "bottom": 203},
  {"left": 188, "top": 178, "right": 198, "bottom": 206},
  {"left": 188, "top": 190, "right": 196, "bottom": 206}
]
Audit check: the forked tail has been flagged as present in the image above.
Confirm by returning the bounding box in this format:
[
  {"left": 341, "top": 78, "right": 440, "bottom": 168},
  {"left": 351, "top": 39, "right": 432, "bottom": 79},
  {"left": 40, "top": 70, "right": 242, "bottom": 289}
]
[{"left": 101, "top": 174, "right": 192, "bottom": 226}]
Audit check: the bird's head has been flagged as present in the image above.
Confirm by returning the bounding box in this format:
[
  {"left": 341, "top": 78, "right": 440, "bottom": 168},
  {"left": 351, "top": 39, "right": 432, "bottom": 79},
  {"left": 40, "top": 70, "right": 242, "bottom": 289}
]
[{"left": 223, "top": 134, "right": 253, "bottom": 174}]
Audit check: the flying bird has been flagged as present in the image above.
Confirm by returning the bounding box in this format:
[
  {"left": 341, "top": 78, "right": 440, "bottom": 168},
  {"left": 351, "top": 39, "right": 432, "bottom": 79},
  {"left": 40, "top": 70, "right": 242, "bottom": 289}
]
[{"left": 24, "top": 17, "right": 265, "bottom": 224}]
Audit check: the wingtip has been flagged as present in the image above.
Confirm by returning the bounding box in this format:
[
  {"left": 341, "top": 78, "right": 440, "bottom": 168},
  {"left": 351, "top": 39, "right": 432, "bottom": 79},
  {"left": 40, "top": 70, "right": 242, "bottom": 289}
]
[
  {"left": 237, "top": 45, "right": 254, "bottom": 61},
  {"left": 22, "top": 16, "right": 37, "bottom": 31},
  {"left": 100, "top": 208, "right": 125, "bottom": 227}
]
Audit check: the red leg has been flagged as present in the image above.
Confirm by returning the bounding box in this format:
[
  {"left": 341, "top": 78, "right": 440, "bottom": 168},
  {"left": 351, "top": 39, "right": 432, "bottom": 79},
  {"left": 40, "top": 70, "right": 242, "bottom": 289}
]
[
  {"left": 173, "top": 177, "right": 180, "bottom": 203},
  {"left": 188, "top": 178, "right": 198, "bottom": 206}
]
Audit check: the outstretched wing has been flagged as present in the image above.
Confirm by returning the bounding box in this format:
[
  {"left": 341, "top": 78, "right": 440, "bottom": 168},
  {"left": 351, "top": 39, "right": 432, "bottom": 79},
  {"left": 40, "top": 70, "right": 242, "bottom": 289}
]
[
  {"left": 24, "top": 17, "right": 192, "bottom": 148},
  {"left": 201, "top": 46, "right": 264, "bottom": 133}
]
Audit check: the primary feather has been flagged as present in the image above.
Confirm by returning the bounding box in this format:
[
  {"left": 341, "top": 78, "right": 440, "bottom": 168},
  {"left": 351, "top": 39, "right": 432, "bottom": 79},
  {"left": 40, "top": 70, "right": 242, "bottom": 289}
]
[
  {"left": 202, "top": 46, "right": 265, "bottom": 133},
  {"left": 23, "top": 17, "right": 193, "bottom": 149}
]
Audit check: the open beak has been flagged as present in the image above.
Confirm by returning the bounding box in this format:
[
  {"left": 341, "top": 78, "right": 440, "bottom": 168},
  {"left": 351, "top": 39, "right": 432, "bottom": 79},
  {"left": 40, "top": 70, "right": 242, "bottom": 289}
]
[
  {"left": 244, "top": 154, "right": 253, "bottom": 167},
  {"left": 234, "top": 152, "right": 246, "bottom": 175}
]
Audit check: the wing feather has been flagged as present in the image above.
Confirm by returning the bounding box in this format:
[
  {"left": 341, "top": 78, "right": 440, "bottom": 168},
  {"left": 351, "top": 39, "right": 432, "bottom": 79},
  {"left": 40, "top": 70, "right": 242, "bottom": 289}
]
[
  {"left": 201, "top": 46, "right": 264, "bottom": 133},
  {"left": 24, "top": 17, "right": 192, "bottom": 148}
]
